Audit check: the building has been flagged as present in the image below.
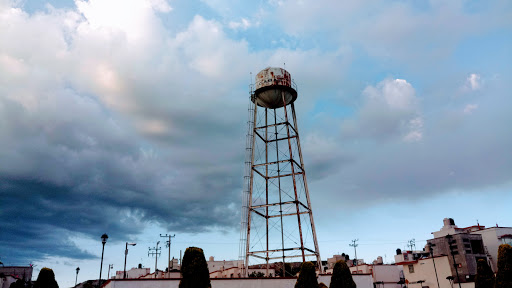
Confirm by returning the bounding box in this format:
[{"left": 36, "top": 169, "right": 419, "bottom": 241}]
[
  {"left": 0, "top": 266, "right": 33, "bottom": 283},
  {"left": 115, "top": 267, "right": 150, "bottom": 279},
  {"left": 207, "top": 256, "right": 243, "bottom": 275},
  {"left": 470, "top": 225, "right": 512, "bottom": 272},
  {"left": 0, "top": 266, "right": 33, "bottom": 288},
  {"left": 325, "top": 255, "right": 402, "bottom": 288}
]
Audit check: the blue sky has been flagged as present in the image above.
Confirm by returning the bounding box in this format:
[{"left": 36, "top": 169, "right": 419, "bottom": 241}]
[{"left": 1, "top": 0, "right": 511, "bottom": 287}]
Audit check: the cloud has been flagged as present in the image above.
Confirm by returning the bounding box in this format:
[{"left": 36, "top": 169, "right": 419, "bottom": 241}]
[
  {"left": 0, "top": 0, "right": 350, "bottom": 265},
  {"left": 228, "top": 18, "right": 251, "bottom": 30},
  {"left": 342, "top": 78, "right": 422, "bottom": 142},
  {"left": 466, "top": 73, "right": 481, "bottom": 91},
  {"left": 463, "top": 103, "right": 478, "bottom": 114}
]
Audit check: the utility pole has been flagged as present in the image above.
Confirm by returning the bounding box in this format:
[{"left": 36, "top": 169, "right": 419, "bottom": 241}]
[
  {"left": 408, "top": 238, "right": 416, "bottom": 251},
  {"left": 427, "top": 243, "right": 441, "bottom": 288},
  {"left": 446, "top": 235, "right": 462, "bottom": 288},
  {"left": 160, "top": 233, "right": 175, "bottom": 276},
  {"left": 148, "top": 241, "right": 161, "bottom": 278},
  {"left": 349, "top": 239, "right": 359, "bottom": 274},
  {"left": 107, "top": 264, "right": 113, "bottom": 279}
]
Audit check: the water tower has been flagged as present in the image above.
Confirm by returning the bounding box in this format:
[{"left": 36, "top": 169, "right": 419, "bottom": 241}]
[{"left": 239, "top": 67, "right": 321, "bottom": 276}]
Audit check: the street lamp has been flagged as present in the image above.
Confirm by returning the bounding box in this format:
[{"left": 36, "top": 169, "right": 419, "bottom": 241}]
[
  {"left": 75, "top": 267, "right": 80, "bottom": 287},
  {"left": 124, "top": 242, "right": 137, "bottom": 279},
  {"left": 446, "top": 276, "right": 454, "bottom": 288},
  {"left": 98, "top": 233, "right": 108, "bottom": 288}
]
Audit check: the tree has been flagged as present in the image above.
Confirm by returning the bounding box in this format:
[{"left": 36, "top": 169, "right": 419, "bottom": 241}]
[
  {"left": 249, "top": 271, "right": 265, "bottom": 278},
  {"left": 495, "top": 244, "right": 512, "bottom": 288},
  {"left": 33, "top": 267, "right": 58, "bottom": 288},
  {"left": 179, "top": 247, "right": 211, "bottom": 288},
  {"left": 475, "top": 259, "right": 495, "bottom": 288},
  {"left": 295, "top": 262, "right": 318, "bottom": 288},
  {"left": 9, "top": 279, "right": 25, "bottom": 288},
  {"left": 329, "top": 260, "right": 355, "bottom": 288}
]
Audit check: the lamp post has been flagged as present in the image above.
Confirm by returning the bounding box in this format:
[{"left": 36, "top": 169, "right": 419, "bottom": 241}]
[
  {"left": 124, "top": 242, "right": 137, "bottom": 279},
  {"left": 427, "top": 243, "right": 441, "bottom": 288},
  {"left": 446, "top": 276, "right": 454, "bottom": 288},
  {"left": 98, "top": 233, "right": 108, "bottom": 288},
  {"left": 75, "top": 267, "right": 80, "bottom": 287}
]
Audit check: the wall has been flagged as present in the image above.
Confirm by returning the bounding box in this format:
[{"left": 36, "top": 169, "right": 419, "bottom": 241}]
[
  {"left": 372, "top": 265, "right": 402, "bottom": 288},
  {"left": 103, "top": 274, "right": 373, "bottom": 288},
  {"left": 402, "top": 256, "right": 454, "bottom": 288}
]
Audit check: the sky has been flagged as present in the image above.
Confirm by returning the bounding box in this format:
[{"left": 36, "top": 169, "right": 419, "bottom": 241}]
[{"left": 0, "top": 0, "right": 511, "bottom": 286}]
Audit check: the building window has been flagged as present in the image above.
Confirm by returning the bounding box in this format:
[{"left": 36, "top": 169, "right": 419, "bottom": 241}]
[
  {"left": 408, "top": 265, "right": 414, "bottom": 273},
  {"left": 470, "top": 240, "right": 485, "bottom": 254}
]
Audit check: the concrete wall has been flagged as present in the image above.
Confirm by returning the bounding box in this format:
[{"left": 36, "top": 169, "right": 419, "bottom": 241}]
[
  {"left": 103, "top": 274, "right": 373, "bottom": 288},
  {"left": 403, "top": 256, "right": 455, "bottom": 288},
  {"left": 372, "top": 265, "right": 402, "bottom": 288}
]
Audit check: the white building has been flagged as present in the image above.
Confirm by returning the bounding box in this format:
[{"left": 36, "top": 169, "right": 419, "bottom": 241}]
[
  {"left": 397, "top": 254, "right": 475, "bottom": 288},
  {"left": 433, "top": 218, "right": 512, "bottom": 273},
  {"left": 115, "top": 267, "right": 150, "bottom": 279},
  {"left": 471, "top": 225, "right": 512, "bottom": 272}
]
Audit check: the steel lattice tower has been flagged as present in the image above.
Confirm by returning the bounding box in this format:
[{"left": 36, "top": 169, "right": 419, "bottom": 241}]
[{"left": 239, "top": 67, "right": 321, "bottom": 277}]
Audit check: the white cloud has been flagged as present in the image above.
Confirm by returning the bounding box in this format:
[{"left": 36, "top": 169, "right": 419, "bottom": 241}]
[
  {"left": 463, "top": 103, "right": 478, "bottom": 114},
  {"left": 466, "top": 73, "right": 481, "bottom": 91},
  {"left": 228, "top": 18, "right": 251, "bottom": 30},
  {"left": 403, "top": 116, "right": 423, "bottom": 142},
  {"left": 344, "top": 78, "right": 423, "bottom": 142}
]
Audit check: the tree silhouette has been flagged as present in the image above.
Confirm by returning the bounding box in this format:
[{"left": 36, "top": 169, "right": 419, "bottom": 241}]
[
  {"left": 34, "top": 267, "right": 59, "bottom": 288},
  {"left": 329, "top": 260, "right": 355, "bottom": 288},
  {"left": 179, "top": 247, "right": 211, "bottom": 288},
  {"left": 475, "top": 259, "right": 494, "bottom": 288},
  {"left": 495, "top": 244, "right": 512, "bottom": 288},
  {"left": 295, "top": 262, "right": 318, "bottom": 288}
]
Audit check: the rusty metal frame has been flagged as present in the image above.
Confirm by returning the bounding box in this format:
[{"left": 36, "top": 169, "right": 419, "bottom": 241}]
[{"left": 243, "top": 79, "right": 322, "bottom": 276}]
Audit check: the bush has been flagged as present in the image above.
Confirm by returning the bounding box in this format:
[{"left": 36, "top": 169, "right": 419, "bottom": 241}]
[
  {"left": 475, "top": 259, "right": 494, "bottom": 288},
  {"left": 329, "top": 260, "right": 355, "bottom": 288},
  {"left": 249, "top": 271, "right": 265, "bottom": 278},
  {"left": 179, "top": 247, "right": 211, "bottom": 288},
  {"left": 295, "top": 262, "right": 318, "bottom": 288},
  {"left": 34, "top": 267, "right": 58, "bottom": 288},
  {"left": 495, "top": 244, "right": 512, "bottom": 288}
]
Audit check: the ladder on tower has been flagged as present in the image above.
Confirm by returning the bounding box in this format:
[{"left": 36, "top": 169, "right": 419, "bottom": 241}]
[{"left": 238, "top": 86, "right": 255, "bottom": 277}]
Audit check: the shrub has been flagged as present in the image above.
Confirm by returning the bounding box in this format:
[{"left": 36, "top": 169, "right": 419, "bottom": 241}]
[
  {"left": 34, "top": 267, "right": 59, "bottom": 288},
  {"left": 295, "top": 262, "right": 318, "bottom": 288},
  {"left": 475, "top": 259, "right": 494, "bottom": 288},
  {"left": 179, "top": 247, "right": 211, "bottom": 288},
  {"left": 329, "top": 260, "right": 355, "bottom": 288},
  {"left": 495, "top": 244, "right": 512, "bottom": 288}
]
